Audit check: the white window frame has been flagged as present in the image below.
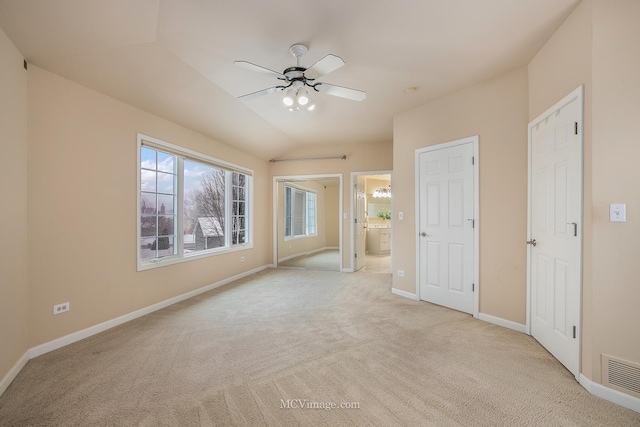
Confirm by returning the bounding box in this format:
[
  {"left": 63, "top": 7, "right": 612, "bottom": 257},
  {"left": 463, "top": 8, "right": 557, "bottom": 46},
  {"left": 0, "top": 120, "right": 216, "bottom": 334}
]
[
  {"left": 283, "top": 184, "right": 317, "bottom": 240},
  {"left": 137, "top": 133, "right": 253, "bottom": 271}
]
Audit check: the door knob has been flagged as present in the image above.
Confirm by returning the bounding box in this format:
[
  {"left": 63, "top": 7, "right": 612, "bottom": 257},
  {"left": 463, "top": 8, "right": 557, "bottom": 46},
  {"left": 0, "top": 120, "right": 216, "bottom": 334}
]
[
  {"left": 420, "top": 232, "right": 428, "bottom": 237},
  {"left": 526, "top": 239, "right": 537, "bottom": 247}
]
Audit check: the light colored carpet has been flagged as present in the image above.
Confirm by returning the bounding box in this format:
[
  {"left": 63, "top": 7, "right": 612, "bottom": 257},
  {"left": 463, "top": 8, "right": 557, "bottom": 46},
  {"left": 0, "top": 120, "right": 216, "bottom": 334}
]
[
  {"left": 1, "top": 269, "right": 638, "bottom": 426},
  {"left": 278, "top": 249, "right": 340, "bottom": 271}
]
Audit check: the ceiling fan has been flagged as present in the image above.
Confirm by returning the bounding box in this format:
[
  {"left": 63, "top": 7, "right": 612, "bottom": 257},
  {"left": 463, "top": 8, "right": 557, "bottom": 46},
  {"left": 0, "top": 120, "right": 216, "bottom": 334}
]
[{"left": 234, "top": 44, "right": 366, "bottom": 111}]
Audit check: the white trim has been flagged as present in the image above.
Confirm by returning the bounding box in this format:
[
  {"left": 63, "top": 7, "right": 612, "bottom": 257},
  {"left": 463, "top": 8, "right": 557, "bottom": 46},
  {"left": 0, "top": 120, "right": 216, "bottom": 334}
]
[
  {"left": 138, "top": 133, "right": 252, "bottom": 175},
  {"left": 579, "top": 374, "right": 640, "bottom": 414},
  {"left": 349, "top": 170, "right": 393, "bottom": 273},
  {"left": 478, "top": 313, "right": 526, "bottom": 334},
  {"left": 526, "top": 86, "right": 584, "bottom": 378},
  {"left": 273, "top": 174, "right": 343, "bottom": 270},
  {"left": 0, "top": 351, "right": 29, "bottom": 397},
  {"left": 28, "top": 265, "right": 271, "bottom": 359},
  {"left": 414, "top": 136, "right": 480, "bottom": 318},
  {"left": 392, "top": 288, "right": 419, "bottom": 301}
]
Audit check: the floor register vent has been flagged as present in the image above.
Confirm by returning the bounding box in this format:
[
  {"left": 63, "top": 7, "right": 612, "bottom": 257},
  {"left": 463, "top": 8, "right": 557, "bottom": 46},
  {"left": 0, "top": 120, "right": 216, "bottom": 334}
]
[{"left": 602, "top": 354, "right": 640, "bottom": 399}]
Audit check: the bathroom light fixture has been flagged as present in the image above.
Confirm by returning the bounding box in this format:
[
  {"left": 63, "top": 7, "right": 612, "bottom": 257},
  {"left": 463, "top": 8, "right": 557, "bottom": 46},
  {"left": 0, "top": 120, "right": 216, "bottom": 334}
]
[{"left": 372, "top": 185, "right": 391, "bottom": 198}]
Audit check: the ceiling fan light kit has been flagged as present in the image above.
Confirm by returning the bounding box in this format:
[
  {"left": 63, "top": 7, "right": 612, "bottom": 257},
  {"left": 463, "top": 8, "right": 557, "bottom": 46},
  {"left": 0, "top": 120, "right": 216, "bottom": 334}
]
[{"left": 234, "top": 43, "right": 366, "bottom": 112}]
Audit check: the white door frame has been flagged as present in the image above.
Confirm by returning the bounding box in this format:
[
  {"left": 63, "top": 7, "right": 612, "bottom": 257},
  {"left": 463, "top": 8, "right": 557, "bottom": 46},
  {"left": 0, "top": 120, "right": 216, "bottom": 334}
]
[
  {"left": 349, "top": 170, "right": 393, "bottom": 273},
  {"left": 526, "top": 86, "right": 584, "bottom": 378},
  {"left": 272, "top": 174, "right": 343, "bottom": 269},
  {"left": 415, "top": 136, "right": 480, "bottom": 318}
]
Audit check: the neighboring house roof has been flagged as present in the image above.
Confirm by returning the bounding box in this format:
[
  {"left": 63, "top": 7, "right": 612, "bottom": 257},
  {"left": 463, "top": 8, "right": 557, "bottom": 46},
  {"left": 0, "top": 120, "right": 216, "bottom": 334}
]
[{"left": 195, "top": 217, "right": 223, "bottom": 237}]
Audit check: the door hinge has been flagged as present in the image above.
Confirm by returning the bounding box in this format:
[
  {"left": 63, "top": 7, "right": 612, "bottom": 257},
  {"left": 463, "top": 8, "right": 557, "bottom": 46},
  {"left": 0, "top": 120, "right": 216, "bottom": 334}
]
[
  {"left": 354, "top": 218, "right": 357, "bottom": 224},
  {"left": 355, "top": 253, "right": 358, "bottom": 258},
  {"left": 472, "top": 283, "right": 475, "bottom": 292},
  {"left": 573, "top": 325, "right": 576, "bottom": 339},
  {"left": 471, "top": 156, "right": 475, "bottom": 165},
  {"left": 574, "top": 122, "right": 578, "bottom": 135}
]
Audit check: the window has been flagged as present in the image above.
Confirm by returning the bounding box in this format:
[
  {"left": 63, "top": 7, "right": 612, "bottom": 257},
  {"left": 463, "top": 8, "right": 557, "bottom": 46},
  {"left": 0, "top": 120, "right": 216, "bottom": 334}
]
[
  {"left": 284, "top": 186, "right": 317, "bottom": 238},
  {"left": 138, "top": 134, "right": 252, "bottom": 270}
]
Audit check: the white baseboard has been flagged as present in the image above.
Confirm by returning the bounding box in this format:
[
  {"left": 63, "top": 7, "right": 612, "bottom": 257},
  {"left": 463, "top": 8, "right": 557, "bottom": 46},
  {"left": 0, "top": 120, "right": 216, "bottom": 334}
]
[
  {"left": 392, "top": 288, "right": 419, "bottom": 301},
  {"left": 29, "top": 264, "right": 271, "bottom": 359},
  {"left": 580, "top": 374, "right": 640, "bottom": 413},
  {"left": 0, "top": 351, "right": 29, "bottom": 397},
  {"left": 478, "top": 313, "right": 526, "bottom": 333}
]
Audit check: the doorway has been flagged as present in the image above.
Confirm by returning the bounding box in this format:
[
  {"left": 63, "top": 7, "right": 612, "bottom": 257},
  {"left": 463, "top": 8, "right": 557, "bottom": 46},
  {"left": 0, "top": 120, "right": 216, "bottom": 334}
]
[
  {"left": 416, "top": 136, "right": 479, "bottom": 317},
  {"left": 350, "top": 171, "right": 393, "bottom": 274},
  {"left": 273, "top": 175, "right": 342, "bottom": 271},
  {"left": 527, "top": 86, "right": 583, "bottom": 378}
]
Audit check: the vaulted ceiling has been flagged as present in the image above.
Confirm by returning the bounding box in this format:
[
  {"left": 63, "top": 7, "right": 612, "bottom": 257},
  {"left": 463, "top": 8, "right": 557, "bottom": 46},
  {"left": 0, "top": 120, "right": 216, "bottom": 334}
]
[{"left": 0, "top": 0, "right": 580, "bottom": 159}]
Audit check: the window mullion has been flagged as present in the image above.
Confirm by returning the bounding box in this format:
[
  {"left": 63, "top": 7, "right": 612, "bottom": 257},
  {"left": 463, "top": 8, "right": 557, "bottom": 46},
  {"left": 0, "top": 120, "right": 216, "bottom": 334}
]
[
  {"left": 225, "top": 170, "right": 232, "bottom": 248},
  {"left": 176, "top": 157, "right": 185, "bottom": 257}
]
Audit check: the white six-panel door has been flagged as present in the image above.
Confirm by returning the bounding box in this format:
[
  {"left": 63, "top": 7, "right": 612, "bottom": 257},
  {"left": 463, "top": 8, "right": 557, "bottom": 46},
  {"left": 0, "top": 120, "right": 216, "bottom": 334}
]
[
  {"left": 528, "top": 87, "right": 583, "bottom": 377},
  {"left": 417, "top": 139, "right": 476, "bottom": 315}
]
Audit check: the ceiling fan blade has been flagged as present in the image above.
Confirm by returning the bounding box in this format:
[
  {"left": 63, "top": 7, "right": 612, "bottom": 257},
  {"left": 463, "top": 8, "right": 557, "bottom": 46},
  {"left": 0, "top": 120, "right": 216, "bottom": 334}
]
[
  {"left": 234, "top": 61, "right": 284, "bottom": 79},
  {"left": 315, "top": 83, "right": 366, "bottom": 102},
  {"left": 238, "top": 86, "right": 284, "bottom": 101},
  {"left": 304, "top": 54, "right": 345, "bottom": 80}
]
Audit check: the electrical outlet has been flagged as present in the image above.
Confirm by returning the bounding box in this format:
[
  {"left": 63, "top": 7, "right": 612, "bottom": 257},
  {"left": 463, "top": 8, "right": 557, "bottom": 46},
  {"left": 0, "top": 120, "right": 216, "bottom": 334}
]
[
  {"left": 397, "top": 270, "right": 405, "bottom": 277},
  {"left": 53, "top": 302, "right": 70, "bottom": 315},
  {"left": 240, "top": 256, "right": 245, "bottom": 262}
]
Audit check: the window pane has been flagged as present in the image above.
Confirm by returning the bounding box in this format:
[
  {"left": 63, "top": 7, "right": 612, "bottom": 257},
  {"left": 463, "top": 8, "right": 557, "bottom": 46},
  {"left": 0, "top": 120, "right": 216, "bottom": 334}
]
[
  {"left": 157, "top": 172, "right": 174, "bottom": 194},
  {"left": 285, "top": 187, "right": 292, "bottom": 236},
  {"left": 141, "top": 192, "right": 156, "bottom": 214},
  {"left": 157, "top": 194, "right": 175, "bottom": 215},
  {"left": 140, "top": 216, "right": 156, "bottom": 237},
  {"left": 184, "top": 160, "right": 226, "bottom": 254},
  {"left": 138, "top": 146, "right": 178, "bottom": 262},
  {"left": 141, "top": 147, "right": 156, "bottom": 170},
  {"left": 157, "top": 151, "right": 174, "bottom": 172},
  {"left": 157, "top": 215, "right": 174, "bottom": 237},
  {"left": 140, "top": 237, "right": 156, "bottom": 260},
  {"left": 156, "top": 236, "right": 174, "bottom": 258},
  {"left": 141, "top": 170, "right": 156, "bottom": 192},
  {"left": 293, "top": 189, "right": 306, "bottom": 236}
]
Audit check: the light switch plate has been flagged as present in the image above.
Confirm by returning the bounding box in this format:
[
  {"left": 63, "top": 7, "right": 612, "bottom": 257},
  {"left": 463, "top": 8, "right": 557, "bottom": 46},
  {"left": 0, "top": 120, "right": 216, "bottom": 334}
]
[
  {"left": 398, "top": 211, "right": 404, "bottom": 220},
  {"left": 610, "top": 204, "right": 626, "bottom": 222}
]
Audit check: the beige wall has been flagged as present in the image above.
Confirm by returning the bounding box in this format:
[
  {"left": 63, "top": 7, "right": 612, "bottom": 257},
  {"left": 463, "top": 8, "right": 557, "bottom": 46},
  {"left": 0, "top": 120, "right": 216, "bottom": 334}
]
[
  {"left": 590, "top": 0, "right": 640, "bottom": 383},
  {"left": 27, "top": 66, "right": 271, "bottom": 347},
  {"left": 276, "top": 180, "right": 329, "bottom": 261},
  {"left": 269, "top": 141, "right": 393, "bottom": 270},
  {"left": 393, "top": 67, "right": 529, "bottom": 324},
  {"left": 324, "top": 186, "right": 340, "bottom": 247},
  {"left": 528, "top": 0, "right": 595, "bottom": 380},
  {"left": 0, "top": 28, "right": 29, "bottom": 384}
]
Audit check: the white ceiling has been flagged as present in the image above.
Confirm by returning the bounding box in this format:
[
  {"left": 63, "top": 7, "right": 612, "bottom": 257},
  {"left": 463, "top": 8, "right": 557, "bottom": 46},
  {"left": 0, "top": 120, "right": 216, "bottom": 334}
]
[{"left": 0, "top": 0, "right": 579, "bottom": 159}]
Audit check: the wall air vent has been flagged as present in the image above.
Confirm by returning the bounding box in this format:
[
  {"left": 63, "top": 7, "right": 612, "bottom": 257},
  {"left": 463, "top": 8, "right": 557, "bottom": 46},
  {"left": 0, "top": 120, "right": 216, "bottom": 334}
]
[{"left": 602, "top": 354, "right": 640, "bottom": 399}]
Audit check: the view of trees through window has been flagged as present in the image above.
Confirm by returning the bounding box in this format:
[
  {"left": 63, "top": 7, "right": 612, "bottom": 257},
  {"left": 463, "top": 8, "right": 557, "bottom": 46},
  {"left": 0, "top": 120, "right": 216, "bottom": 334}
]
[{"left": 139, "top": 145, "right": 249, "bottom": 262}]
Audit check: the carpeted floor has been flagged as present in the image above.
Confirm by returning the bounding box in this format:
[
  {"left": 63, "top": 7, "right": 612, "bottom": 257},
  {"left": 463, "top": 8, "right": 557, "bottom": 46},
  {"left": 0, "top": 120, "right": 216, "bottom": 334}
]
[
  {"left": 0, "top": 269, "right": 638, "bottom": 426},
  {"left": 278, "top": 249, "right": 340, "bottom": 271}
]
